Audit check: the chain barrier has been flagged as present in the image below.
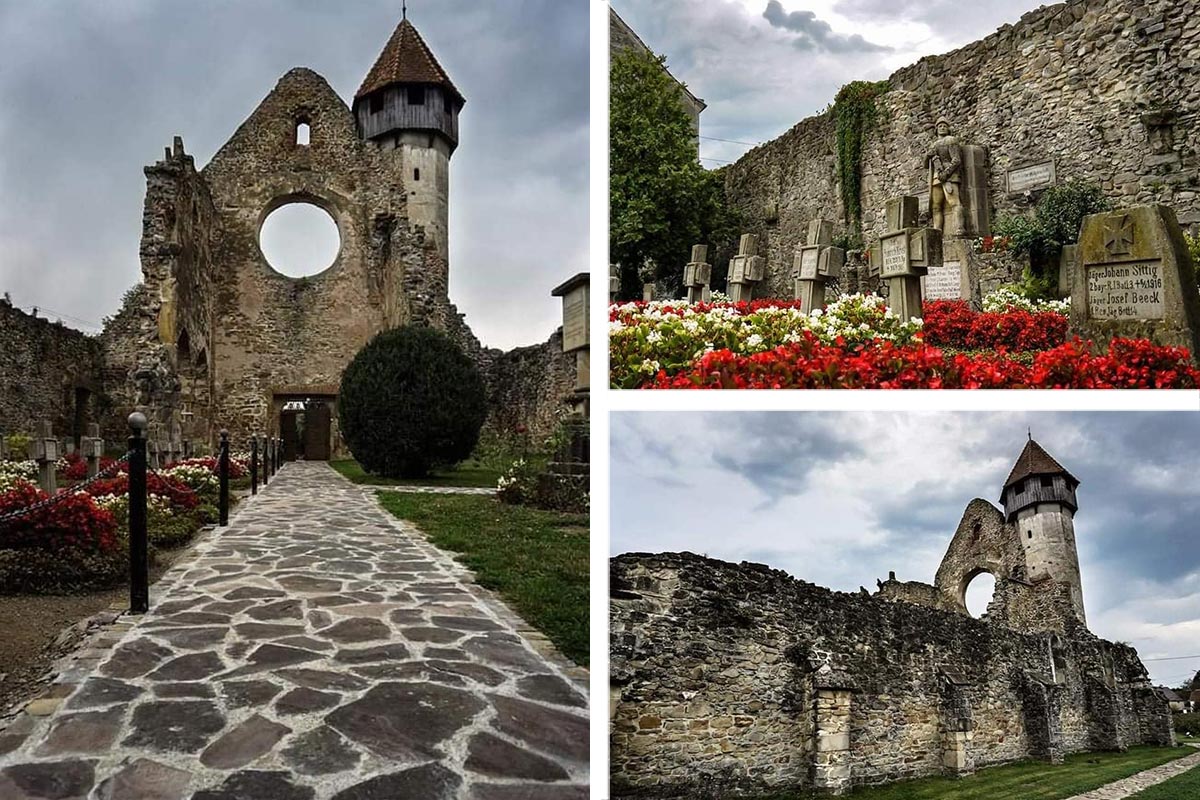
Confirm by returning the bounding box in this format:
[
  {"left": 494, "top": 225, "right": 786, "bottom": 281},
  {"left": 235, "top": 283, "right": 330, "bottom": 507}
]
[{"left": 0, "top": 451, "right": 133, "bottom": 527}]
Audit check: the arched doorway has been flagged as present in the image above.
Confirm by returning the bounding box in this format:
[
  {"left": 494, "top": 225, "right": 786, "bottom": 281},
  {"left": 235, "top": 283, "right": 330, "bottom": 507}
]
[{"left": 276, "top": 394, "right": 334, "bottom": 461}]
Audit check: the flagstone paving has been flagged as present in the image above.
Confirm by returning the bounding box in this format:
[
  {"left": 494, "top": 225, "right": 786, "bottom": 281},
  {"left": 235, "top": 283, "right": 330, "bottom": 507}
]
[
  {"left": 1064, "top": 745, "right": 1200, "bottom": 800},
  {"left": 0, "top": 462, "right": 589, "bottom": 799}
]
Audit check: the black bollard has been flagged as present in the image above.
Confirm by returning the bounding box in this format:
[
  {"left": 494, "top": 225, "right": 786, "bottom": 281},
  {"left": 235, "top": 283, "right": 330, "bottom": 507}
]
[
  {"left": 261, "top": 435, "right": 269, "bottom": 486},
  {"left": 218, "top": 430, "right": 230, "bottom": 526},
  {"left": 128, "top": 412, "right": 149, "bottom": 614},
  {"left": 271, "top": 437, "right": 278, "bottom": 475},
  {"left": 250, "top": 436, "right": 259, "bottom": 496}
]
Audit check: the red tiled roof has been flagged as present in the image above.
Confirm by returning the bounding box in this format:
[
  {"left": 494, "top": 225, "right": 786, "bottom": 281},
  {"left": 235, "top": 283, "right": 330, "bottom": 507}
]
[
  {"left": 1003, "top": 439, "right": 1078, "bottom": 490},
  {"left": 356, "top": 18, "right": 463, "bottom": 104}
]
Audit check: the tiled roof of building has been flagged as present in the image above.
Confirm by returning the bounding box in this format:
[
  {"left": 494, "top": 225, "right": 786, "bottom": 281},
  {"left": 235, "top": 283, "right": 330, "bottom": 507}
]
[
  {"left": 356, "top": 18, "right": 463, "bottom": 104},
  {"left": 1003, "top": 438, "right": 1078, "bottom": 490}
]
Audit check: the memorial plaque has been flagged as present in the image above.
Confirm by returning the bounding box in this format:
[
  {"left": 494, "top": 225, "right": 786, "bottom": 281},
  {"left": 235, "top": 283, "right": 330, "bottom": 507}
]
[
  {"left": 1007, "top": 161, "right": 1057, "bottom": 194},
  {"left": 551, "top": 273, "right": 590, "bottom": 353},
  {"left": 798, "top": 248, "right": 820, "bottom": 280},
  {"left": 1084, "top": 262, "right": 1165, "bottom": 320},
  {"left": 880, "top": 233, "right": 912, "bottom": 278},
  {"left": 924, "top": 261, "right": 962, "bottom": 301}
]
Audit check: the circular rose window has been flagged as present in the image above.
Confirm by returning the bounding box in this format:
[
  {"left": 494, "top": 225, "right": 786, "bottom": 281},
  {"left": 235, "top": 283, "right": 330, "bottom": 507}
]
[{"left": 259, "top": 201, "right": 341, "bottom": 278}]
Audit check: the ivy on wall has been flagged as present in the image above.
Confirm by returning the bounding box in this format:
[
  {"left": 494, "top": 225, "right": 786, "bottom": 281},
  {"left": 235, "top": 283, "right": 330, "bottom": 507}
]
[{"left": 833, "top": 80, "right": 889, "bottom": 233}]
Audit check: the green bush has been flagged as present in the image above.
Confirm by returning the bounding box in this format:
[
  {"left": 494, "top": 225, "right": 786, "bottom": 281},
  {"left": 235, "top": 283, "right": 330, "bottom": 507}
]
[
  {"left": 995, "top": 181, "right": 1111, "bottom": 267},
  {"left": 4, "top": 433, "right": 30, "bottom": 460},
  {"left": 1173, "top": 712, "right": 1200, "bottom": 737},
  {"left": 339, "top": 326, "right": 487, "bottom": 479}
]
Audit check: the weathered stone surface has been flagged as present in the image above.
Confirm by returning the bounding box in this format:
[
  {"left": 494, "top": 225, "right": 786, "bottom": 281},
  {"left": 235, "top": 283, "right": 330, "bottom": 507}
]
[
  {"left": 200, "top": 714, "right": 291, "bottom": 770},
  {"left": 330, "top": 764, "right": 461, "bottom": 800},
  {"left": 320, "top": 618, "right": 391, "bottom": 643},
  {"left": 94, "top": 758, "right": 191, "bottom": 800},
  {"left": 327, "top": 682, "right": 487, "bottom": 759},
  {"left": 0, "top": 759, "right": 95, "bottom": 800},
  {"left": 221, "top": 680, "right": 282, "bottom": 708},
  {"left": 465, "top": 732, "right": 570, "bottom": 780},
  {"left": 333, "top": 643, "right": 411, "bottom": 664},
  {"left": 275, "top": 688, "right": 342, "bottom": 716},
  {"left": 277, "top": 668, "right": 367, "bottom": 692},
  {"left": 491, "top": 696, "right": 589, "bottom": 764},
  {"left": 100, "top": 639, "right": 173, "bottom": 679},
  {"left": 123, "top": 700, "right": 225, "bottom": 753},
  {"left": 432, "top": 615, "right": 503, "bottom": 632},
  {"left": 64, "top": 678, "right": 143, "bottom": 710},
  {"left": 147, "top": 652, "right": 224, "bottom": 682},
  {"left": 36, "top": 707, "right": 124, "bottom": 756},
  {"left": 280, "top": 728, "right": 362, "bottom": 776},
  {"left": 517, "top": 675, "right": 586, "bottom": 708},
  {"left": 470, "top": 786, "right": 589, "bottom": 800},
  {"left": 192, "top": 770, "right": 315, "bottom": 800}
]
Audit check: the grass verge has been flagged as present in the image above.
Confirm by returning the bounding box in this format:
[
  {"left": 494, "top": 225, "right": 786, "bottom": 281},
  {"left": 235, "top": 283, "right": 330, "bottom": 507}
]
[
  {"left": 376, "top": 491, "right": 588, "bottom": 666},
  {"left": 331, "top": 459, "right": 503, "bottom": 488},
  {"left": 742, "top": 746, "right": 1191, "bottom": 800}
]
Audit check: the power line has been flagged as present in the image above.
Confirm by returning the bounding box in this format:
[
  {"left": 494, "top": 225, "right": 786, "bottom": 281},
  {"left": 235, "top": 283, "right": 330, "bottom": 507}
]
[
  {"left": 699, "top": 134, "right": 761, "bottom": 147},
  {"left": 1142, "top": 654, "right": 1200, "bottom": 663},
  {"left": 10, "top": 302, "right": 104, "bottom": 331},
  {"left": 700, "top": 156, "right": 735, "bottom": 165}
]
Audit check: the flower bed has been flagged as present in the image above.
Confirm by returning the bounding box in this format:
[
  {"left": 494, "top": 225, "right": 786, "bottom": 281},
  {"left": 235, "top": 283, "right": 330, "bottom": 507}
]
[{"left": 612, "top": 294, "right": 1200, "bottom": 389}]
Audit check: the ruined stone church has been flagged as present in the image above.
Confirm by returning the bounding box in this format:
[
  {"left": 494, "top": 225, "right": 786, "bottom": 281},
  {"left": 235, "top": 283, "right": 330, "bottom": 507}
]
[
  {"left": 610, "top": 438, "right": 1174, "bottom": 797},
  {"left": 0, "top": 13, "right": 574, "bottom": 457}
]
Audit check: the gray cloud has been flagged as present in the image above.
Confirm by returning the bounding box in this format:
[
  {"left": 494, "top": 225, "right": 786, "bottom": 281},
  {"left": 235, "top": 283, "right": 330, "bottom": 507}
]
[
  {"left": 762, "top": 0, "right": 889, "bottom": 52},
  {"left": 0, "top": 0, "right": 586, "bottom": 350},
  {"left": 610, "top": 411, "right": 1200, "bottom": 685}
]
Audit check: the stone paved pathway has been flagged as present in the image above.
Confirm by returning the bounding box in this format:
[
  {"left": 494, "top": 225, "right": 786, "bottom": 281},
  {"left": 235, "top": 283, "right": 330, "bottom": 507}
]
[
  {"left": 1064, "top": 745, "right": 1200, "bottom": 800},
  {"left": 0, "top": 462, "right": 589, "bottom": 799},
  {"left": 372, "top": 485, "right": 496, "bottom": 496}
]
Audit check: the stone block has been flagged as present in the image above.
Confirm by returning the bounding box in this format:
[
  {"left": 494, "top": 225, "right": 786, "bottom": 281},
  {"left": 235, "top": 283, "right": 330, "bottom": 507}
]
[
  {"left": 808, "top": 219, "right": 834, "bottom": 247},
  {"left": 886, "top": 197, "right": 919, "bottom": 232}
]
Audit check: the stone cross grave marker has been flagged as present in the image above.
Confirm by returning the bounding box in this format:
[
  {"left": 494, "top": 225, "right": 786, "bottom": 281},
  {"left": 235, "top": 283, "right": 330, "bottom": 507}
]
[
  {"left": 170, "top": 421, "right": 184, "bottom": 464},
  {"left": 1072, "top": 204, "right": 1200, "bottom": 356},
  {"left": 642, "top": 283, "right": 655, "bottom": 302},
  {"left": 82, "top": 422, "right": 104, "bottom": 479},
  {"left": 31, "top": 419, "right": 59, "bottom": 493},
  {"left": 0, "top": 432, "right": 7, "bottom": 461},
  {"left": 683, "top": 245, "right": 712, "bottom": 304},
  {"left": 609, "top": 265, "right": 620, "bottom": 302},
  {"left": 727, "top": 233, "right": 765, "bottom": 303},
  {"left": 871, "top": 196, "right": 943, "bottom": 321},
  {"left": 794, "top": 219, "right": 844, "bottom": 313}
]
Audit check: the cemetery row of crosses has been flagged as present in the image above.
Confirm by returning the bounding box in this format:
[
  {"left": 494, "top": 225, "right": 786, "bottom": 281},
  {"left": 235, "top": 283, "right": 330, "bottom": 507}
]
[{"left": 610, "top": 59, "right": 1200, "bottom": 388}]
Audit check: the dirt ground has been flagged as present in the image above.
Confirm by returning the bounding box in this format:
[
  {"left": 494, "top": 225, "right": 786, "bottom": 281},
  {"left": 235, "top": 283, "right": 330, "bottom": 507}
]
[{"left": 0, "top": 557, "right": 178, "bottom": 717}]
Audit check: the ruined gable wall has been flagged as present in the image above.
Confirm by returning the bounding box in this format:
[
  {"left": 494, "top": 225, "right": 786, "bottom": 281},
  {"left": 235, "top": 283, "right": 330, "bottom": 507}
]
[
  {"left": 0, "top": 299, "right": 104, "bottom": 440},
  {"left": 724, "top": 0, "right": 1200, "bottom": 295},
  {"left": 488, "top": 330, "right": 576, "bottom": 443},
  {"left": 610, "top": 553, "right": 1170, "bottom": 797}
]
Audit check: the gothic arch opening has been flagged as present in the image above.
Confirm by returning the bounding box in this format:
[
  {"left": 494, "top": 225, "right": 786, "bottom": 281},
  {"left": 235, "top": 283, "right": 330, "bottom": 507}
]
[
  {"left": 258, "top": 200, "right": 341, "bottom": 278},
  {"left": 963, "top": 570, "right": 996, "bottom": 618}
]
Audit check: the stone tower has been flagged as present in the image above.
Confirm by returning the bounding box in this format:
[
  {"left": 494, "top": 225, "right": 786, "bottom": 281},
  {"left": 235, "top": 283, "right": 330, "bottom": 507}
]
[
  {"left": 1000, "top": 438, "right": 1086, "bottom": 624},
  {"left": 353, "top": 12, "right": 463, "bottom": 263}
]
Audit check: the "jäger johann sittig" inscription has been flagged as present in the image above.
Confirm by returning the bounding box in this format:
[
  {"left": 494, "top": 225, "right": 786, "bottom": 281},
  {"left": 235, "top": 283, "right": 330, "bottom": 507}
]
[{"left": 1086, "top": 261, "right": 1165, "bottom": 320}]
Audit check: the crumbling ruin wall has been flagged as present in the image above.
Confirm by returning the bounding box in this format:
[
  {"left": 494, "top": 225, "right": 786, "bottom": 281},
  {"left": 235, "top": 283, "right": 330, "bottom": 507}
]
[
  {"left": 723, "top": 0, "right": 1200, "bottom": 295},
  {"left": 0, "top": 299, "right": 105, "bottom": 442},
  {"left": 487, "top": 330, "right": 577, "bottom": 443},
  {"left": 610, "top": 553, "right": 1171, "bottom": 798}
]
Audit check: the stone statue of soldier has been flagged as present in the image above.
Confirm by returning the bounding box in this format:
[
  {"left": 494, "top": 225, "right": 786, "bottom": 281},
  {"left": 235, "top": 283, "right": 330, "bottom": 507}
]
[{"left": 927, "top": 117, "right": 966, "bottom": 236}]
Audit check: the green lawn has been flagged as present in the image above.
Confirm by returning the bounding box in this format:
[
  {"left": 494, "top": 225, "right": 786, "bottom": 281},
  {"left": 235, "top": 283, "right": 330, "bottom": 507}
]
[
  {"left": 376, "top": 492, "right": 588, "bottom": 666},
  {"left": 1129, "top": 760, "right": 1200, "bottom": 799},
  {"left": 331, "top": 459, "right": 503, "bottom": 488},
  {"left": 746, "top": 747, "right": 1191, "bottom": 800}
]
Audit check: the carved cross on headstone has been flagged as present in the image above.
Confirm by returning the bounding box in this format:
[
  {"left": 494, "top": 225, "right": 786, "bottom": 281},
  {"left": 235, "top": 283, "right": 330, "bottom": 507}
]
[
  {"left": 793, "top": 219, "right": 845, "bottom": 313},
  {"left": 82, "top": 422, "right": 104, "bottom": 479},
  {"left": 870, "top": 196, "right": 942, "bottom": 321},
  {"left": 32, "top": 419, "right": 59, "bottom": 493},
  {"left": 727, "top": 234, "right": 765, "bottom": 303},
  {"left": 683, "top": 245, "right": 713, "bottom": 304}
]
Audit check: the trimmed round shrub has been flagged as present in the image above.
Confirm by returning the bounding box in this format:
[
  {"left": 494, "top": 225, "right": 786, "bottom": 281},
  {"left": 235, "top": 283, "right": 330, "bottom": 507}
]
[{"left": 339, "top": 326, "right": 488, "bottom": 478}]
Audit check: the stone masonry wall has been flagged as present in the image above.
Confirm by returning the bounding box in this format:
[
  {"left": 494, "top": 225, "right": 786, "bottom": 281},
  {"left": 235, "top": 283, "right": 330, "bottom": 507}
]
[
  {"left": 723, "top": 0, "right": 1200, "bottom": 295},
  {"left": 610, "top": 553, "right": 1171, "bottom": 798},
  {"left": 0, "top": 299, "right": 104, "bottom": 442},
  {"left": 487, "top": 330, "right": 577, "bottom": 443}
]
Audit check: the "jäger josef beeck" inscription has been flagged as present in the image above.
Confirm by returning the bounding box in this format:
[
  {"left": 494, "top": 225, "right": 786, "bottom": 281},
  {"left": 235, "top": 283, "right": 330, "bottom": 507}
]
[
  {"left": 1085, "top": 261, "right": 1165, "bottom": 320},
  {"left": 880, "top": 234, "right": 909, "bottom": 278}
]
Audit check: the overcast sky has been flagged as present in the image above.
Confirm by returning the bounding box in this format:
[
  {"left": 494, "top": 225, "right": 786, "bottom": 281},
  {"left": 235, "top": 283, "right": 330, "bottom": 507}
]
[
  {"left": 612, "top": 0, "right": 1046, "bottom": 169},
  {"left": 612, "top": 412, "right": 1200, "bottom": 688},
  {"left": 0, "top": 0, "right": 587, "bottom": 350}
]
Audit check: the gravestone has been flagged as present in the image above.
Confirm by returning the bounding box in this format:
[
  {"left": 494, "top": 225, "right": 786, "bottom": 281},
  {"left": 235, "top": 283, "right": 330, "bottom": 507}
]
[
  {"left": 793, "top": 219, "right": 844, "bottom": 313},
  {"left": 871, "top": 196, "right": 943, "bottom": 320},
  {"left": 169, "top": 421, "right": 184, "bottom": 465},
  {"left": 0, "top": 433, "right": 7, "bottom": 461},
  {"left": 551, "top": 272, "right": 590, "bottom": 415},
  {"left": 31, "top": 420, "right": 59, "bottom": 493},
  {"left": 1071, "top": 204, "right": 1200, "bottom": 356},
  {"left": 1057, "top": 245, "right": 1078, "bottom": 300},
  {"left": 609, "top": 265, "right": 620, "bottom": 302},
  {"left": 683, "top": 245, "right": 712, "bottom": 304},
  {"left": 727, "top": 234, "right": 765, "bottom": 303},
  {"left": 642, "top": 283, "right": 655, "bottom": 302},
  {"left": 82, "top": 423, "right": 104, "bottom": 479}
]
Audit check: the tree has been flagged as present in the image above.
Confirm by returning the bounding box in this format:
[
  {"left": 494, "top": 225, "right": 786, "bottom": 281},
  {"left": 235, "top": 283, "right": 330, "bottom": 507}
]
[
  {"left": 610, "top": 48, "right": 736, "bottom": 300},
  {"left": 338, "top": 326, "right": 487, "bottom": 478}
]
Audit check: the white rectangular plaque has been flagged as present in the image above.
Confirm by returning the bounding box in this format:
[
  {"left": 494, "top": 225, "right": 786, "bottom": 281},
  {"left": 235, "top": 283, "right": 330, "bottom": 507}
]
[
  {"left": 561, "top": 286, "right": 589, "bottom": 351},
  {"left": 1007, "top": 161, "right": 1057, "bottom": 194},
  {"left": 798, "top": 248, "right": 819, "bottom": 280},
  {"left": 880, "top": 234, "right": 911, "bottom": 278},
  {"left": 923, "top": 261, "right": 962, "bottom": 301},
  {"left": 1085, "top": 261, "right": 1165, "bottom": 320}
]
